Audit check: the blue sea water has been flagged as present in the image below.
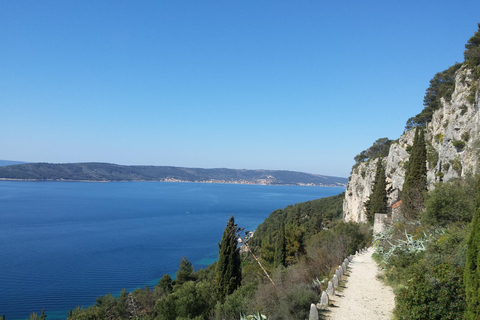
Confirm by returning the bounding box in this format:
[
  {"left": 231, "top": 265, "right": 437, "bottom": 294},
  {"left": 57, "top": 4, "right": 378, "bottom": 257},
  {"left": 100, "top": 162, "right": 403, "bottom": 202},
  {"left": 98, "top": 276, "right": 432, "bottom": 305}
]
[{"left": 0, "top": 181, "right": 344, "bottom": 320}]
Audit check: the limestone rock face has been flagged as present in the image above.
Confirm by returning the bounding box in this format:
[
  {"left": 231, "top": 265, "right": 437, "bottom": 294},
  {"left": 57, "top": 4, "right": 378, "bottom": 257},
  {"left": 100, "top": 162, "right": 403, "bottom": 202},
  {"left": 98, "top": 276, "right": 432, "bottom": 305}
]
[
  {"left": 344, "top": 66, "right": 480, "bottom": 223},
  {"left": 343, "top": 158, "right": 379, "bottom": 222}
]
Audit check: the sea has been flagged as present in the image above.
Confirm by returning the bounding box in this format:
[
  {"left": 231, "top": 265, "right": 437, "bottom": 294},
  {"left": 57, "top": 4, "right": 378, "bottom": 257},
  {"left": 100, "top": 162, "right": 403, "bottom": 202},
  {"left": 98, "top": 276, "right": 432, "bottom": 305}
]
[{"left": 0, "top": 181, "right": 345, "bottom": 320}]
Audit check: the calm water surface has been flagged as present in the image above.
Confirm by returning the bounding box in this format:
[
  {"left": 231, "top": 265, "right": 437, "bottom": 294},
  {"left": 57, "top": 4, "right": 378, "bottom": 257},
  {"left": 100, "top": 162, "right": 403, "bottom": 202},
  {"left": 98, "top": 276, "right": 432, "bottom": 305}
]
[{"left": 0, "top": 181, "right": 344, "bottom": 319}]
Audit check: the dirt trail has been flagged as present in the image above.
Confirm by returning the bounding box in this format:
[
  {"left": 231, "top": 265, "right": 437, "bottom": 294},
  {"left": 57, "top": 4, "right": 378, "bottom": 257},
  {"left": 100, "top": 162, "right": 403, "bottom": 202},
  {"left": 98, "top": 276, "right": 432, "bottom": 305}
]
[{"left": 325, "top": 247, "right": 395, "bottom": 320}]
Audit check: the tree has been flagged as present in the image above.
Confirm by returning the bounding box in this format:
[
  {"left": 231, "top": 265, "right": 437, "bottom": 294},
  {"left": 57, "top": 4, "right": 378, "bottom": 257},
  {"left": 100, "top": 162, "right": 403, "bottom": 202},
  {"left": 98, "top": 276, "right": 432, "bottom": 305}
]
[
  {"left": 465, "top": 210, "right": 480, "bottom": 319},
  {"left": 366, "top": 159, "right": 388, "bottom": 223},
  {"left": 354, "top": 138, "right": 392, "bottom": 164},
  {"left": 406, "top": 63, "right": 462, "bottom": 129},
  {"left": 402, "top": 127, "right": 427, "bottom": 218},
  {"left": 158, "top": 274, "right": 174, "bottom": 294},
  {"left": 464, "top": 23, "right": 480, "bottom": 69},
  {"left": 274, "top": 218, "right": 286, "bottom": 268},
  {"left": 175, "top": 256, "right": 196, "bottom": 289},
  {"left": 216, "top": 216, "right": 242, "bottom": 301}
]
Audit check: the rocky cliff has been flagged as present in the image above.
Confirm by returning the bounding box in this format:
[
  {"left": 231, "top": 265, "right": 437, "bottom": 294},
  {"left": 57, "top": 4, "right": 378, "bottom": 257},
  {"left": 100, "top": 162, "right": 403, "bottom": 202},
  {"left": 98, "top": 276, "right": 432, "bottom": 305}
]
[{"left": 344, "top": 66, "right": 480, "bottom": 222}]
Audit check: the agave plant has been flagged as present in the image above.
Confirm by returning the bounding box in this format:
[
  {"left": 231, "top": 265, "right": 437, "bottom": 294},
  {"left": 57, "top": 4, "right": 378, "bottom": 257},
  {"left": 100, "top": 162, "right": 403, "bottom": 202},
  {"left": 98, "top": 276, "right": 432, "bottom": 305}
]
[
  {"left": 240, "top": 312, "right": 269, "bottom": 320},
  {"left": 375, "top": 226, "right": 446, "bottom": 265}
]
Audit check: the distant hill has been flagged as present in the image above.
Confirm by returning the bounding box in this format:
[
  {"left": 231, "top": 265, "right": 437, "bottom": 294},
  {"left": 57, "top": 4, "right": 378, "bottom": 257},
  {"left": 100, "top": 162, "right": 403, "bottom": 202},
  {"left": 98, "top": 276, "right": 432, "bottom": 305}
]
[
  {"left": 0, "top": 162, "right": 347, "bottom": 186},
  {"left": 0, "top": 160, "right": 28, "bottom": 167}
]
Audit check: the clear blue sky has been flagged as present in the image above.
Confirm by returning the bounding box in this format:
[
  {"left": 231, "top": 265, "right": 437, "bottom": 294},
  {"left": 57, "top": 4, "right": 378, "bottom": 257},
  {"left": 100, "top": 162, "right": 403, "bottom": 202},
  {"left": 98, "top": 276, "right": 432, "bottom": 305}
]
[{"left": 1, "top": 1, "right": 479, "bottom": 177}]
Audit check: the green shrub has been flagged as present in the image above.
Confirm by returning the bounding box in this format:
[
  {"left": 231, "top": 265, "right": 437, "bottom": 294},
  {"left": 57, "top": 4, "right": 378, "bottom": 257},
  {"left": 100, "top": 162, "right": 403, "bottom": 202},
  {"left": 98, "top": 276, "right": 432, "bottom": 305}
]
[
  {"left": 435, "top": 133, "right": 445, "bottom": 143},
  {"left": 450, "top": 156, "right": 462, "bottom": 175},
  {"left": 453, "top": 140, "right": 466, "bottom": 150},
  {"left": 427, "top": 143, "right": 439, "bottom": 168},
  {"left": 443, "top": 162, "right": 450, "bottom": 171},
  {"left": 394, "top": 263, "right": 466, "bottom": 320},
  {"left": 423, "top": 179, "right": 476, "bottom": 226},
  {"left": 214, "top": 283, "right": 257, "bottom": 320},
  {"left": 465, "top": 211, "right": 480, "bottom": 319}
]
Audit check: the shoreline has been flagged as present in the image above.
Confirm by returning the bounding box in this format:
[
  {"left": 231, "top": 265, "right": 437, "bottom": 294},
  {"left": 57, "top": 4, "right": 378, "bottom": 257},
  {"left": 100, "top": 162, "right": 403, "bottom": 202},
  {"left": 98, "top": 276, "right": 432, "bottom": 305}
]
[{"left": 0, "top": 178, "right": 347, "bottom": 187}]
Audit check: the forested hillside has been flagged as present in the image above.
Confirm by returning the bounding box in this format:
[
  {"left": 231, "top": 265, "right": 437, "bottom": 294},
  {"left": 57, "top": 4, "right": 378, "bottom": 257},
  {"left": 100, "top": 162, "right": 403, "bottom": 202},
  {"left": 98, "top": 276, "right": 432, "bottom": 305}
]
[
  {"left": 28, "top": 192, "right": 369, "bottom": 320},
  {"left": 0, "top": 162, "right": 347, "bottom": 186}
]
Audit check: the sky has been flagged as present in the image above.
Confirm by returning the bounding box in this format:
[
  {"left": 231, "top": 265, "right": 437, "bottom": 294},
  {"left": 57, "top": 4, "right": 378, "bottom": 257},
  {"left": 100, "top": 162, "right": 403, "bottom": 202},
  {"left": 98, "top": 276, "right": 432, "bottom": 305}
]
[{"left": 1, "top": 1, "right": 479, "bottom": 177}]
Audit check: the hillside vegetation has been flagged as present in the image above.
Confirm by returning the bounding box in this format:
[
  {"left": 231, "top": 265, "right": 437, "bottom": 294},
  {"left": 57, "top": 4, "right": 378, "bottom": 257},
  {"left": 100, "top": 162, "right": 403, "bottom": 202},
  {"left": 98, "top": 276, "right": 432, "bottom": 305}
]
[
  {"left": 366, "top": 23, "right": 480, "bottom": 320},
  {"left": 27, "top": 192, "right": 369, "bottom": 320}
]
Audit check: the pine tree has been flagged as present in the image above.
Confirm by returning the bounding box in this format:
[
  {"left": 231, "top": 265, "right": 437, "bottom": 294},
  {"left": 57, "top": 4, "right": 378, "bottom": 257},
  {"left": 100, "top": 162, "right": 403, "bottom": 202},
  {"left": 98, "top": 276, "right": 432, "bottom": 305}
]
[
  {"left": 465, "top": 210, "right": 480, "bottom": 319},
  {"left": 366, "top": 159, "right": 388, "bottom": 223},
  {"left": 174, "top": 256, "right": 196, "bottom": 289},
  {"left": 274, "top": 218, "right": 286, "bottom": 268},
  {"left": 158, "top": 274, "right": 174, "bottom": 294},
  {"left": 464, "top": 23, "right": 480, "bottom": 68},
  {"left": 215, "top": 216, "right": 242, "bottom": 301},
  {"left": 402, "top": 126, "right": 427, "bottom": 218}
]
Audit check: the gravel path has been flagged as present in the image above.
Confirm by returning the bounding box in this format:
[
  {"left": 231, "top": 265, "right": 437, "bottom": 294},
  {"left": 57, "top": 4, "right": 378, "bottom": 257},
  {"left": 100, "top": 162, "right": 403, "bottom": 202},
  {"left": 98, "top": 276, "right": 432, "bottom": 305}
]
[{"left": 325, "top": 247, "right": 395, "bottom": 320}]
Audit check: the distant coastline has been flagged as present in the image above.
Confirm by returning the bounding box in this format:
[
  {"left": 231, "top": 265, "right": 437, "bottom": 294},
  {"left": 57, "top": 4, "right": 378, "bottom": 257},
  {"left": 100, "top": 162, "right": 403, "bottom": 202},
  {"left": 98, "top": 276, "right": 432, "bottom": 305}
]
[
  {"left": 0, "top": 162, "right": 348, "bottom": 187},
  {"left": 0, "top": 177, "right": 346, "bottom": 187}
]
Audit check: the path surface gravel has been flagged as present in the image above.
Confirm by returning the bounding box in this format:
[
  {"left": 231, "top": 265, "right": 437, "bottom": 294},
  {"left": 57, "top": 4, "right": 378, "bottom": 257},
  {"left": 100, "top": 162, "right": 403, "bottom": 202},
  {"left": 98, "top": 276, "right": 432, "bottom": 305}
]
[{"left": 325, "top": 247, "right": 395, "bottom": 320}]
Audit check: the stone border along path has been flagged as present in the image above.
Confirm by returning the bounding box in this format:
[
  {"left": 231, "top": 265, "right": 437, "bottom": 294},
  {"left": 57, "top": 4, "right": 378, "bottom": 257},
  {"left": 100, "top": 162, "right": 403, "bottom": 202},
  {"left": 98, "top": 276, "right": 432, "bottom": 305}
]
[{"left": 317, "top": 247, "right": 395, "bottom": 320}]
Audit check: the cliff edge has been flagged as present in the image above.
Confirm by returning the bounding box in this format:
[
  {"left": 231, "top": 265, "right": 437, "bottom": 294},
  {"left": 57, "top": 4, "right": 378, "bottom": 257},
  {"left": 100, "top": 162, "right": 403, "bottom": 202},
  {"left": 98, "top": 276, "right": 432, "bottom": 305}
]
[{"left": 344, "top": 65, "right": 480, "bottom": 222}]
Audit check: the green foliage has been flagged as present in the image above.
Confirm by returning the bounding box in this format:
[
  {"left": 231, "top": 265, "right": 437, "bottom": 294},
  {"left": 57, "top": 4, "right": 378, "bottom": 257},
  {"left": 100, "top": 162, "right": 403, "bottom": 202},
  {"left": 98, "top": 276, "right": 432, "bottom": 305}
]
[
  {"left": 255, "top": 277, "right": 318, "bottom": 320},
  {"left": 216, "top": 216, "right": 242, "bottom": 302},
  {"left": 158, "top": 274, "right": 174, "bottom": 294},
  {"left": 195, "top": 261, "right": 217, "bottom": 283},
  {"left": 464, "top": 23, "right": 480, "bottom": 70},
  {"left": 402, "top": 127, "right": 427, "bottom": 218},
  {"left": 423, "top": 179, "right": 476, "bottom": 226},
  {"left": 354, "top": 137, "right": 392, "bottom": 165},
  {"left": 465, "top": 211, "right": 480, "bottom": 319},
  {"left": 375, "top": 171, "right": 480, "bottom": 319},
  {"left": 274, "top": 218, "right": 286, "bottom": 268},
  {"left": 214, "top": 283, "right": 257, "bottom": 320},
  {"left": 450, "top": 156, "right": 463, "bottom": 175},
  {"left": 155, "top": 280, "right": 217, "bottom": 320},
  {"left": 240, "top": 312, "right": 268, "bottom": 320},
  {"left": 252, "top": 192, "right": 345, "bottom": 251},
  {"left": 453, "top": 139, "right": 466, "bottom": 150},
  {"left": 365, "top": 159, "right": 388, "bottom": 223},
  {"left": 462, "top": 131, "right": 471, "bottom": 142},
  {"left": 284, "top": 223, "right": 305, "bottom": 265},
  {"left": 406, "top": 63, "right": 463, "bottom": 129},
  {"left": 309, "top": 221, "right": 372, "bottom": 260},
  {"left": 27, "top": 309, "right": 47, "bottom": 320},
  {"left": 426, "top": 142, "right": 439, "bottom": 169},
  {"left": 175, "top": 257, "right": 197, "bottom": 289},
  {"left": 394, "top": 263, "right": 466, "bottom": 320}
]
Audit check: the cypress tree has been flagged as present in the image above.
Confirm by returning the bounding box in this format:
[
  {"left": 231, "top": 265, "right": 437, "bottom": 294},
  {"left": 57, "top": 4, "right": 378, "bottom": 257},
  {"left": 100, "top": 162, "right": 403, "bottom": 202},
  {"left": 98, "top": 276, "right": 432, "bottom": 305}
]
[
  {"left": 215, "top": 216, "right": 242, "bottom": 301},
  {"left": 366, "top": 159, "right": 388, "bottom": 223},
  {"left": 465, "top": 210, "right": 480, "bottom": 319},
  {"left": 274, "top": 218, "right": 286, "bottom": 268},
  {"left": 402, "top": 127, "right": 427, "bottom": 218}
]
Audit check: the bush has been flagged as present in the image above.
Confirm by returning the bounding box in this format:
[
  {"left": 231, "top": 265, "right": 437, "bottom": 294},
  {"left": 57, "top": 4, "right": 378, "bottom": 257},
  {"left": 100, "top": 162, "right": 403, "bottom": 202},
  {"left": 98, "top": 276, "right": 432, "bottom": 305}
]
[
  {"left": 394, "top": 263, "right": 466, "bottom": 320},
  {"left": 453, "top": 140, "right": 466, "bottom": 150},
  {"left": 423, "top": 179, "right": 476, "bottom": 226},
  {"left": 214, "top": 283, "right": 257, "bottom": 320}
]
